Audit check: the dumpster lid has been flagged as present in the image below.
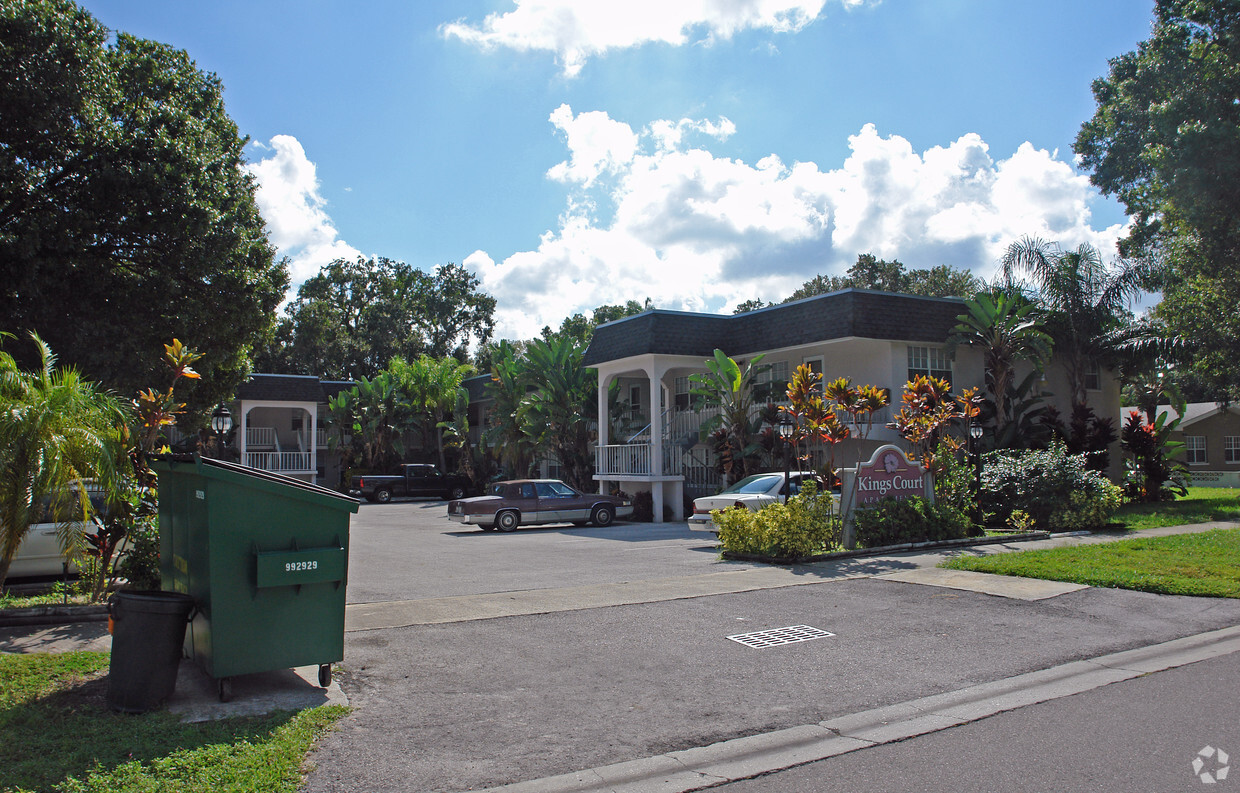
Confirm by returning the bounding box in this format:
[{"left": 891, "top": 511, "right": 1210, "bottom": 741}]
[{"left": 150, "top": 454, "right": 360, "bottom": 510}]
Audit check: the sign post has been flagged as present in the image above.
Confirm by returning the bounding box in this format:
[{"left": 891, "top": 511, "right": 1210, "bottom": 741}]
[{"left": 840, "top": 444, "right": 933, "bottom": 549}]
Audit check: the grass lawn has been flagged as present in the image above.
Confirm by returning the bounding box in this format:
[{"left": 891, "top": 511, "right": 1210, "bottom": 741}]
[
  {"left": 1113, "top": 487, "right": 1240, "bottom": 531},
  {"left": 942, "top": 528, "right": 1240, "bottom": 598},
  {"left": 0, "top": 651, "right": 346, "bottom": 792}
]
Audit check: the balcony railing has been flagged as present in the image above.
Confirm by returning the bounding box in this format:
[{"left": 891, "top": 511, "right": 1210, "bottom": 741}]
[
  {"left": 595, "top": 443, "right": 653, "bottom": 477},
  {"left": 245, "top": 451, "right": 313, "bottom": 473},
  {"left": 246, "top": 426, "right": 278, "bottom": 448}
]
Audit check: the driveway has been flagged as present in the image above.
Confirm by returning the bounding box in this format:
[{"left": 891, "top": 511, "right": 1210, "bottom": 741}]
[{"left": 344, "top": 500, "right": 757, "bottom": 604}]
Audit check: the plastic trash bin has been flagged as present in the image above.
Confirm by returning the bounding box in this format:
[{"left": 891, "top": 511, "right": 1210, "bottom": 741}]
[
  {"left": 106, "top": 590, "right": 196, "bottom": 713},
  {"left": 150, "top": 455, "right": 359, "bottom": 701}
]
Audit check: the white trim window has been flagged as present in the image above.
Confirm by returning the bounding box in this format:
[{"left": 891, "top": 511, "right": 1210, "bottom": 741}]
[
  {"left": 674, "top": 375, "right": 698, "bottom": 411},
  {"left": 803, "top": 356, "right": 823, "bottom": 376},
  {"left": 1186, "top": 435, "right": 1207, "bottom": 465},
  {"left": 908, "top": 346, "right": 952, "bottom": 384},
  {"left": 756, "top": 360, "right": 790, "bottom": 403},
  {"left": 1084, "top": 362, "right": 1101, "bottom": 391},
  {"left": 1225, "top": 436, "right": 1240, "bottom": 464}
]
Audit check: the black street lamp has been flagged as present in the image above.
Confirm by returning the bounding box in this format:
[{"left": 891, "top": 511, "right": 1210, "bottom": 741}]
[
  {"left": 210, "top": 404, "right": 233, "bottom": 458},
  {"left": 969, "top": 423, "right": 984, "bottom": 527},
  {"left": 778, "top": 413, "right": 794, "bottom": 503}
]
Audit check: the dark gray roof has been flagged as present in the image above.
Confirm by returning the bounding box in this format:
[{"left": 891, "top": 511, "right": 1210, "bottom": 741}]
[
  {"left": 583, "top": 289, "right": 968, "bottom": 366},
  {"left": 464, "top": 373, "right": 492, "bottom": 402},
  {"left": 237, "top": 374, "right": 352, "bottom": 403}
]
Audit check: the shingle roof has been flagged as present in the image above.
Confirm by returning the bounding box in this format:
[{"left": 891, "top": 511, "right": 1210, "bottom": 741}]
[
  {"left": 1122, "top": 402, "right": 1240, "bottom": 428},
  {"left": 583, "top": 289, "right": 968, "bottom": 366},
  {"left": 464, "top": 373, "right": 492, "bottom": 402},
  {"left": 237, "top": 374, "right": 345, "bottom": 403}
]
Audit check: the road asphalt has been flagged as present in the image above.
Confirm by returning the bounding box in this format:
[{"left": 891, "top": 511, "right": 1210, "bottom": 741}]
[{"left": 2, "top": 520, "right": 1238, "bottom": 792}]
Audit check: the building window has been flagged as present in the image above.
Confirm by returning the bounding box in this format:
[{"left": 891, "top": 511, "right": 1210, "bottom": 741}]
[
  {"left": 1084, "top": 362, "right": 1101, "bottom": 391},
  {"left": 1226, "top": 436, "right": 1240, "bottom": 464},
  {"left": 908, "top": 346, "right": 952, "bottom": 384},
  {"left": 628, "top": 384, "right": 642, "bottom": 420},
  {"left": 1186, "top": 435, "right": 1207, "bottom": 465},
  {"left": 803, "top": 357, "right": 823, "bottom": 377},
  {"left": 674, "top": 376, "right": 699, "bottom": 411},
  {"left": 756, "top": 360, "right": 790, "bottom": 403}
]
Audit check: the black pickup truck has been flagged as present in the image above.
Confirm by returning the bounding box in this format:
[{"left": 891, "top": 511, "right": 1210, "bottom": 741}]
[{"left": 349, "top": 463, "right": 472, "bottom": 503}]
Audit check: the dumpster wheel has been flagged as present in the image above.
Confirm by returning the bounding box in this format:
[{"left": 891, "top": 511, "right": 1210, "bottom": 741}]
[
  {"left": 319, "top": 664, "right": 332, "bottom": 688},
  {"left": 218, "top": 677, "right": 232, "bottom": 702}
]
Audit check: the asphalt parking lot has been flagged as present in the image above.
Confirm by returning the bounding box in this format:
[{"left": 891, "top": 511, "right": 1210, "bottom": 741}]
[{"left": 344, "top": 498, "right": 761, "bottom": 604}]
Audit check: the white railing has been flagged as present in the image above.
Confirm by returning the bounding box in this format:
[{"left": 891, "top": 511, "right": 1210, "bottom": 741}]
[
  {"left": 245, "top": 451, "right": 313, "bottom": 472},
  {"left": 247, "top": 426, "right": 278, "bottom": 448},
  {"left": 316, "top": 428, "right": 328, "bottom": 447},
  {"left": 595, "top": 443, "right": 653, "bottom": 476}
]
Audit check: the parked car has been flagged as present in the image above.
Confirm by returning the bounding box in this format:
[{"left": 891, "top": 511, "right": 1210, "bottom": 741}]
[
  {"left": 687, "top": 471, "right": 838, "bottom": 533},
  {"left": 349, "top": 463, "right": 472, "bottom": 503},
  {"left": 447, "top": 479, "right": 633, "bottom": 532},
  {"left": 8, "top": 484, "right": 110, "bottom": 579}
]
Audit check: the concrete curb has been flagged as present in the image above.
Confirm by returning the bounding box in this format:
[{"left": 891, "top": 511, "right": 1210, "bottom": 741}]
[
  {"left": 721, "top": 531, "right": 1052, "bottom": 564},
  {"left": 468, "top": 625, "right": 1240, "bottom": 793},
  {"left": 0, "top": 604, "right": 108, "bottom": 627}
]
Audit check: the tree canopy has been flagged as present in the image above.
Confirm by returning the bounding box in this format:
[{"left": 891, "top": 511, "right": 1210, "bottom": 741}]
[
  {"left": 256, "top": 257, "right": 496, "bottom": 381},
  {"left": 736, "top": 255, "right": 983, "bottom": 312},
  {"left": 0, "top": 0, "right": 288, "bottom": 411},
  {"left": 1075, "top": 0, "right": 1240, "bottom": 399}
]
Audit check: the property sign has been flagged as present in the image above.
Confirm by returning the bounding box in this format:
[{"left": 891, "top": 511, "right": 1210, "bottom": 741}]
[
  {"left": 839, "top": 444, "right": 933, "bottom": 548},
  {"left": 852, "top": 446, "right": 931, "bottom": 506}
]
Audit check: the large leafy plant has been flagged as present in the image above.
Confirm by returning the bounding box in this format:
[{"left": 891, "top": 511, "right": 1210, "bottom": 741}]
[{"left": 690, "top": 350, "right": 770, "bottom": 485}]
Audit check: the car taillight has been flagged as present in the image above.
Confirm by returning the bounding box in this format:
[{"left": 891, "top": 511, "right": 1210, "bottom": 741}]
[{"left": 358, "top": 477, "right": 364, "bottom": 489}]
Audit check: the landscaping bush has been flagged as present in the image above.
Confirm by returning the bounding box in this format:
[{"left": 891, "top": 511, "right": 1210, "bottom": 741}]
[
  {"left": 980, "top": 441, "right": 1123, "bottom": 531},
  {"left": 714, "top": 482, "right": 839, "bottom": 558},
  {"left": 853, "top": 497, "right": 979, "bottom": 548},
  {"left": 631, "top": 491, "right": 654, "bottom": 522}
]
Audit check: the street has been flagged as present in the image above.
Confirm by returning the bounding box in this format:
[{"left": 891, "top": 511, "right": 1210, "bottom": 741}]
[{"left": 299, "top": 505, "right": 1240, "bottom": 792}]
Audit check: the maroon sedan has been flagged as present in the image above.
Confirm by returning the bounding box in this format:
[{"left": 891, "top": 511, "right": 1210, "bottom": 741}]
[{"left": 447, "top": 479, "right": 633, "bottom": 532}]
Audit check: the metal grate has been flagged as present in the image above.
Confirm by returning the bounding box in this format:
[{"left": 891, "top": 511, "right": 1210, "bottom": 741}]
[{"left": 727, "top": 625, "right": 834, "bottom": 649}]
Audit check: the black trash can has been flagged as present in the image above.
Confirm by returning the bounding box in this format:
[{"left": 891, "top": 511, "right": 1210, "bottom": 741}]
[{"left": 106, "top": 590, "right": 196, "bottom": 713}]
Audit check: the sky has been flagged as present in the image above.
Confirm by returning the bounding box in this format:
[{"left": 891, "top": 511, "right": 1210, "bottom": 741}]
[{"left": 79, "top": 0, "right": 1156, "bottom": 341}]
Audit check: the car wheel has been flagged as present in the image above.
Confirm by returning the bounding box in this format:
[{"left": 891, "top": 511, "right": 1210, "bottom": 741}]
[
  {"left": 374, "top": 488, "right": 392, "bottom": 504},
  {"left": 497, "top": 510, "right": 520, "bottom": 532},
  {"left": 447, "top": 485, "right": 467, "bottom": 500},
  {"left": 591, "top": 505, "right": 615, "bottom": 527}
]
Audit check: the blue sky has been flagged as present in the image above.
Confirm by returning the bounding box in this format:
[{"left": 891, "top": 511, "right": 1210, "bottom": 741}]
[{"left": 80, "top": 0, "right": 1154, "bottom": 340}]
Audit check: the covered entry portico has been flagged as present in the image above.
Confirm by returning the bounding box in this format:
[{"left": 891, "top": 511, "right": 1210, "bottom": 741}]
[{"left": 593, "top": 353, "right": 705, "bottom": 522}]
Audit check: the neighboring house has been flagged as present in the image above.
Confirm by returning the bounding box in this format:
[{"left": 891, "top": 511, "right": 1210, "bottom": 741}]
[
  {"left": 583, "top": 289, "right": 1124, "bottom": 522},
  {"left": 1124, "top": 402, "right": 1240, "bottom": 487},
  {"left": 231, "top": 374, "right": 355, "bottom": 487}
]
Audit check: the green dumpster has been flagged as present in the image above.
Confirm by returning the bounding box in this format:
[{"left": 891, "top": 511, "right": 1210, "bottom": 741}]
[{"left": 150, "top": 455, "right": 359, "bottom": 701}]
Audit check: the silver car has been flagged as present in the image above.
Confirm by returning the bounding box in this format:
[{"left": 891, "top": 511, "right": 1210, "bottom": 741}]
[{"left": 687, "top": 472, "right": 837, "bottom": 533}]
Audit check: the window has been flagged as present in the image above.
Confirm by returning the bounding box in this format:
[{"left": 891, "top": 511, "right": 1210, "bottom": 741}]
[
  {"left": 1084, "top": 362, "right": 1101, "bottom": 392},
  {"left": 756, "top": 360, "right": 790, "bottom": 403},
  {"left": 908, "top": 346, "right": 952, "bottom": 383},
  {"left": 628, "top": 384, "right": 642, "bottom": 419},
  {"left": 1186, "top": 435, "right": 1207, "bottom": 465},
  {"left": 1226, "top": 437, "right": 1240, "bottom": 464},
  {"left": 803, "top": 357, "right": 823, "bottom": 377},
  {"left": 674, "top": 375, "right": 699, "bottom": 410}
]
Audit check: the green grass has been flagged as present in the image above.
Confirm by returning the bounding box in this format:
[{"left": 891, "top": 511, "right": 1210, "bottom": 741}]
[
  {"left": 1113, "top": 487, "right": 1240, "bottom": 531},
  {"left": 942, "top": 528, "right": 1240, "bottom": 598},
  {"left": 0, "top": 652, "right": 347, "bottom": 793}
]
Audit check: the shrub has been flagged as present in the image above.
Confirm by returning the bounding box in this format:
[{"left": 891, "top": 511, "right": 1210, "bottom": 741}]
[
  {"left": 980, "top": 441, "right": 1123, "bottom": 531},
  {"left": 853, "top": 496, "right": 979, "bottom": 548},
  {"left": 631, "top": 491, "right": 654, "bottom": 522},
  {"left": 714, "top": 482, "right": 840, "bottom": 558}
]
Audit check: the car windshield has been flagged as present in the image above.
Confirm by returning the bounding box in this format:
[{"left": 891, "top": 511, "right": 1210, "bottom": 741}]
[
  {"left": 719, "top": 474, "right": 782, "bottom": 495},
  {"left": 536, "top": 481, "right": 577, "bottom": 498},
  {"left": 488, "top": 483, "right": 507, "bottom": 497}
]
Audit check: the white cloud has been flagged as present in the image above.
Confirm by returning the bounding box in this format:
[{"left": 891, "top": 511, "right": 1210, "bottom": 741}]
[
  {"left": 441, "top": 0, "right": 854, "bottom": 77},
  {"left": 476, "top": 107, "right": 1127, "bottom": 339},
  {"left": 245, "top": 135, "right": 361, "bottom": 288}
]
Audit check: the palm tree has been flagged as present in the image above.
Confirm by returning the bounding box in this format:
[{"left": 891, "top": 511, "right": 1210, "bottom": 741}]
[
  {"left": 1001, "top": 237, "right": 1164, "bottom": 410},
  {"left": 519, "top": 337, "right": 598, "bottom": 492},
  {"left": 390, "top": 355, "right": 475, "bottom": 471},
  {"left": 949, "top": 292, "right": 1054, "bottom": 438},
  {"left": 0, "top": 333, "right": 126, "bottom": 588},
  {"left": 689, "top": 350, "right": 769, "bottom": 485},
  {"left": 484, "top": 341, "right": 537, "bottom": 479}
]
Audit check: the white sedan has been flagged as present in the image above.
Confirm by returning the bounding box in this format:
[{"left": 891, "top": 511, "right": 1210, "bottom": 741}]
[
  {"left": 7, "top": 485, "right": 109, "bottom": 579},
  {"left": 687, "top": 471, "right": 836, "bottom": 532}
]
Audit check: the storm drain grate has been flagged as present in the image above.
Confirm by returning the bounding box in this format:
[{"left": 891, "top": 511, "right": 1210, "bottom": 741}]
[{"left": 726, "top": 625, "right": 834, "bottom": 649}]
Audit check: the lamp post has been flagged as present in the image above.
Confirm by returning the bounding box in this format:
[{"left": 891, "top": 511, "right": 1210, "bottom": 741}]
[
  {"left": 969, "top": 423, "right": 984, "bottom": 527},
  {"left": 778, "top": 413, "right": 794, "bottom": 503},
  {"left": 210, "top": 404, "right": 232, "bottom": 459}
]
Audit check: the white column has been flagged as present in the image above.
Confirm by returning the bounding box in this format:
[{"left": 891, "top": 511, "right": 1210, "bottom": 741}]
[
  {"left": 240, "top": 403, "right": 249, "bottom": 465},
  {"left": 309, "top": 407, "right": 318, "bottom": 479},
  {"left": 596, "top": 371, "right": 612, "bottom": 495},
  {"left": 646, "top": 361, "right": 666, "bottom": 522}
]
